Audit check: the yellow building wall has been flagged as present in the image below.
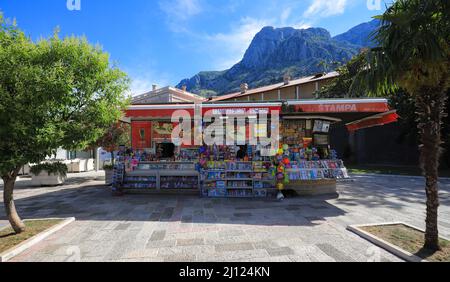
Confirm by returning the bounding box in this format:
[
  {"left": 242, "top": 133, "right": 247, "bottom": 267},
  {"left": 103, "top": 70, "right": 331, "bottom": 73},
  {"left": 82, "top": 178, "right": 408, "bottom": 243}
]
[
  {"left": 249, "top": 94, "right": 263, "bottom": 101},
  {"left": 225, "top": 78, "right": 336, "bottom": 102},
  {"left": 280, "top": 87, "right": 296, "bottom": 100},
  {"left": 263, "top": 90, "right": 279, "bottom": 101}
]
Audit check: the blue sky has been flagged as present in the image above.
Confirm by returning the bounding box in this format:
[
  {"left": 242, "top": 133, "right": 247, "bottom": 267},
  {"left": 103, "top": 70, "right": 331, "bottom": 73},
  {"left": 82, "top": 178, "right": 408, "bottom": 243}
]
[{"left": 0, "top": 0, "right": 388, "bottom": 95}]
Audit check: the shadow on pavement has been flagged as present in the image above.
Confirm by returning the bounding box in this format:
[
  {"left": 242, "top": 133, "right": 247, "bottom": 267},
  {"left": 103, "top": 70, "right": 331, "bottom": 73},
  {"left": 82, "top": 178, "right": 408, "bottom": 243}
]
[{"left": 0, "top": 183, "right": 347, "bottom": 227}]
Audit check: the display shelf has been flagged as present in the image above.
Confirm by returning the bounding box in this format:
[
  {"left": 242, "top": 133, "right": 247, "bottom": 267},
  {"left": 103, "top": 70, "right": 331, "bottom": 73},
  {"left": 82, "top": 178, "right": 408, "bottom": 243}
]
[
  {"left": 160, "top": 170, "right": 199, "bottom": 177},
  {"left": 117, "top": 162, "right": 200, "bottom": 192},
  {"left": 126, "top": 170, "right": 158, "bottom": 177},
  {"left": 201, "top": 161, "right": 273, "bottom": 198},
  {"left": 224, "top": 178, "right": 253, "bottom": 181}
]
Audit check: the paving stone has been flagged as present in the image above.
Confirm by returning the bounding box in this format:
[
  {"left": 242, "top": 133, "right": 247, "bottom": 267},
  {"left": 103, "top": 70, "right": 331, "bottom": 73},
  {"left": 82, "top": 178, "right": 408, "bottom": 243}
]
[
  {"left": 149, "top": 213, "right": 161, "bottom": 221},
  {"left": 176, "top": 238, "right": 205, "bottom": 246},
  {"left": 161, "top": 208, "right": 174, "bottom": 220},
  {"left": 4, "top": 172, "right": 448, "bottom": 262},
  {"left": 215, "top": 242, "right": 255, "bottom": 253},
  {"left": 266, "top": 247, "right": 295, "bottom": 257},
  {"left": 233, "top": 213, "right": 252, "bottom": 218},
  {"left": 124, "top": 248, "right": 159, "bottom": 259},
  {"left": 146, "top": 239, "right": 177, "bottom": 249},
  {"left": 114, "top": 223, "right": 131, "bottom": 231},
  {"left": 181, "top": 215, "right": 193, "bottom": 222},
  {"left": 218, "top": 229, "right": 246, "bottom": 238},
  {"left": 149, "top": 230, "right": 166, "bottom": 241},
  {"left": 164, "top": 254, "right": 196, "bottom": 262},
  {"left": 253, "top": 240, "right": 281, "bottom": 250},
  {"left": 208, "top": 249, "right": 269, "bottom": 262}
]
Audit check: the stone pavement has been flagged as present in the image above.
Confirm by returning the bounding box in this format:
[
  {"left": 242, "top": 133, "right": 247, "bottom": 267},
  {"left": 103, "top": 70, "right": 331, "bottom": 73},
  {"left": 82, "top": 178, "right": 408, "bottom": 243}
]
[{"left": 1, "top": 172, "right": 449, "bottom": 262}]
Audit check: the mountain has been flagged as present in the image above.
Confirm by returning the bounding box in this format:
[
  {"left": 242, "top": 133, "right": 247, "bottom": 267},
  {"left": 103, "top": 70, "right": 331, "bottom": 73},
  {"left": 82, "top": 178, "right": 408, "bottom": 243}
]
[
  {"left": 177, "top": 20, "right": 379, "bottom": 97},
  {"left": 333, "top": 19, "right": 380, "bottom": 47}
]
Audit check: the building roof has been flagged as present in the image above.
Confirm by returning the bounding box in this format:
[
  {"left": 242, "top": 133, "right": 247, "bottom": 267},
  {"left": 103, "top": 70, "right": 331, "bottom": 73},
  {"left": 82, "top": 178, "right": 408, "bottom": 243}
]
[
  {"left": 132, "top": 86, "right": 206, "bottom": 104},
  {"left": 210, "top": 71, "right": 339, "bottom": 102}
]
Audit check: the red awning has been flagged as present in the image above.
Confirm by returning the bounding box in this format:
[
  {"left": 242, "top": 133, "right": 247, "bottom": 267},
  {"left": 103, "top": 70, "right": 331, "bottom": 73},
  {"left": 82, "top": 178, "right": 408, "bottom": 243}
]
[
  {"left": 287, "top": 99, "right": 390, "bottom": 113},
  {"left": 346, "top": 110, "right": 399, "bottom": 132}
]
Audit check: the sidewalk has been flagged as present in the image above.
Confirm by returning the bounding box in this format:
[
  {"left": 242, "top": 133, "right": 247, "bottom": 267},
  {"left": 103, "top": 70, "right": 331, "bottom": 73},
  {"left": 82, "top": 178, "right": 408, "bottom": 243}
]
[{"left": 0, "top": 171, "right": 106, "bottom": 189}]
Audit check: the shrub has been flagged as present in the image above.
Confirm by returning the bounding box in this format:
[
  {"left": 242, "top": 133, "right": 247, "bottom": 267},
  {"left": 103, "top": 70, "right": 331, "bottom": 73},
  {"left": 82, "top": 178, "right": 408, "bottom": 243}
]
[
  {"left": 30, "top": 162, "right": 68, "bottom": 177},
  {"left": 103, "top": 164, "right": 114, "bottom": 170}
]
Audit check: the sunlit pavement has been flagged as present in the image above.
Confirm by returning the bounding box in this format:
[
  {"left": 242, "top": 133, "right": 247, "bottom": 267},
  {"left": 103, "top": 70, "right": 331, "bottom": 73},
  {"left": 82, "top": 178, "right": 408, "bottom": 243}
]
[{"left": 1, "top": 172, "right": 449, "bottom": 262}]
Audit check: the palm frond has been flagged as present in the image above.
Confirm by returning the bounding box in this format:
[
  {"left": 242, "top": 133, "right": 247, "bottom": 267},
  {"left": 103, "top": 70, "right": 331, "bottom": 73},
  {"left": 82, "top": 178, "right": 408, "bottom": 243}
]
[{"left": 350, "top": 0, "right": 449, "bottom": 97}]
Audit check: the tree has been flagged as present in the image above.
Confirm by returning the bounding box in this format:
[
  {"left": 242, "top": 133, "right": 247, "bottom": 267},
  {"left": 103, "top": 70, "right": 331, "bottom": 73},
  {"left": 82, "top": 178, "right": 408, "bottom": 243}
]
[
  {"left": 316, "top": 52, "right": 370, "bottom": 99},
  {"left": 0, "top": 16, "right": 130, "bottom": 233},
  {"left": 94, "top": 122, "right": 131, "bottom": 166},
  {"left": 351, "top": 0, "right": 450, "bottom": 251},
  {"left": 317, "top": 60, "right": 342, "bottom": 74},
  {"left": 317, "top": 51, "right": 418, "bottom": 143}
]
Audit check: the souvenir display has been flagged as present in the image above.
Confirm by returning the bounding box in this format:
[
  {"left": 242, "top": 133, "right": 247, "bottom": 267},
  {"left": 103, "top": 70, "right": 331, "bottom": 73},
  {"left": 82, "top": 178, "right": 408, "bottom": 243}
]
[
  {"left": 121, "top": 175, "right": 157, "bottom": 189},
  {"left": 200, "top": 160, "right": 276, "bottom": 198},
  {"left": 160, "top": 176, "right": 199, "bottom": 189},
  {"left": 281, "top": 120, "right": 308, "bottom": 145},
  {"left": 112, "top": 118, "right": 349, "bottom": 198}
]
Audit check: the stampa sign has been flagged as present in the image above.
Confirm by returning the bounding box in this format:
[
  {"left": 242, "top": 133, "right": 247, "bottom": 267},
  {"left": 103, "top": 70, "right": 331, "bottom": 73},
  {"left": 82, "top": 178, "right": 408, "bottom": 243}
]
[{"left": 293, "top": 101, "right": 390, "bottom": 113}]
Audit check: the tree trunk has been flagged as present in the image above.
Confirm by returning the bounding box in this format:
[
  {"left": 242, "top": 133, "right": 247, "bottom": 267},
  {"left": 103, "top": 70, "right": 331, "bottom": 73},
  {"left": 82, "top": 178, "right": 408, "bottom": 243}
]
[
  {"left": 111, "top": 151, "right": 115, "bottom": 166},
  {"left": 415, "top": 86, "right": 447, "bottom": 251},
  {"left": 2, "top": 167, "right": 26, "bottom": 234}
]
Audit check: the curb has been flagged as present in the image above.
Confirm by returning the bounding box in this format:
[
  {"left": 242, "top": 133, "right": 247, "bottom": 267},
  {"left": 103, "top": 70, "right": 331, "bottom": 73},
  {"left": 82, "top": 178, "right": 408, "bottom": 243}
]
[
  {"left": 0, "top": 217, "right": 76, "bottom": 262},
  {"left": 347, "top": 222, "right": 450, "bottom": 263}
]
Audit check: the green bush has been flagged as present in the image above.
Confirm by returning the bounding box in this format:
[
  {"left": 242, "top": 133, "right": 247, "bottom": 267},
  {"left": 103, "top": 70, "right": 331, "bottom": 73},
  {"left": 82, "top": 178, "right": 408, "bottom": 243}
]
[
  {"left": 103, "top": 164, "right": 114, "bottom": 170},
  {"left": 30, "top": 162, "right": 68, "bottom": 177}
]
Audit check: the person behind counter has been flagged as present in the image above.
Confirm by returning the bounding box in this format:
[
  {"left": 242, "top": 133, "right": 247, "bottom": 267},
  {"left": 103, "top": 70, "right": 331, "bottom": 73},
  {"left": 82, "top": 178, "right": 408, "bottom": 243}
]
[{"left": 236, "top": 145, "right": 248, "bottom": 160}]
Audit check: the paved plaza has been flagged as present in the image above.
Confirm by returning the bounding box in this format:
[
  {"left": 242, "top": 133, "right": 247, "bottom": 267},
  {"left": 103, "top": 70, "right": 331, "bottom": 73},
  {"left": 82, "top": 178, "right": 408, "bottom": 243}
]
[{"left": 1, "top": 172, "right": 449, "bottom": 262}]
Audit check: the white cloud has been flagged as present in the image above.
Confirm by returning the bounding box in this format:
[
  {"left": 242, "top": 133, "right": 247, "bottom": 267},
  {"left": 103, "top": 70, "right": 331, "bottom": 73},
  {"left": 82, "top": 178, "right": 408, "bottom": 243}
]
[
  {"left": 292, "top": 21, "right": 312, "bottom": 30},
  {"left": 280, "top": 7, "right": 292, "bottom": 25},
  {"left": 159, "top": 0, "right": 318, "bottom": 70},
  {"left": 202, "top": 17, "right": 273, "bottom": 69},
  {"left": 304, "top": 0, "right": 348, "bottom": 18},
  {"left": 159, "top": 0, "right": 203, "bottom": 32},
  {"left": 129, "top": 72, "right": 171, "bottom": 96},
  {"left": 201, "top": 13, "right": 315, "bottom": 69}
]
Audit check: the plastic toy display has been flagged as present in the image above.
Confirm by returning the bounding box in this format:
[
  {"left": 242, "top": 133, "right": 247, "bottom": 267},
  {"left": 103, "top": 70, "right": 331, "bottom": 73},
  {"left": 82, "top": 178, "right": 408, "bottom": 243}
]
[
  {"left": 111, "top": 117, "right": 350, "bottom": 198},
  {"left": 200, "top": 160, "right": 275, "bottom": 198}
]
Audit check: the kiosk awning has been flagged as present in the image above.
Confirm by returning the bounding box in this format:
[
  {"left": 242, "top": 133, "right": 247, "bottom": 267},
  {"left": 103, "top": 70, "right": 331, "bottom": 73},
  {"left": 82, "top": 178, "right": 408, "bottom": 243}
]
[
  {"left": 284, "top": 99, "right": 398, "bottom": 131},
  {"left": 346, "top": 110, "right": 399, "bottom": 132},
  {"left": 286, "top": 99, "right": 390, "bottom": 113}
]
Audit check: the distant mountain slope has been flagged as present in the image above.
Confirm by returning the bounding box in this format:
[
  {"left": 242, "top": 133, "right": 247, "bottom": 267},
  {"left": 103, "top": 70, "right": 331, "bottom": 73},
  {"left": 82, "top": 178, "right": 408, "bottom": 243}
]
[
  {"left": 177, "top": 20, "right": 380, "bottom": 97},
  {"left": 333, "top": 19, "right": 380, "bottom": 47}
]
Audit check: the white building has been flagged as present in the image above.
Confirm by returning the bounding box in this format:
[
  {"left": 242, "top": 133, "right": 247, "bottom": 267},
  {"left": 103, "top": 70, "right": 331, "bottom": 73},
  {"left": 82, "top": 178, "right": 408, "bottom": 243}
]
[{"left": 132, "top": 85, "right": 206, "bottom": 104}]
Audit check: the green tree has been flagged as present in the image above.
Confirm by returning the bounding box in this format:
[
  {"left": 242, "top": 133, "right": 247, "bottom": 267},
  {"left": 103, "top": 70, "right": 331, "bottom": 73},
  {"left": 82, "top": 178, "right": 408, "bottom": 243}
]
[
  {"left": 317, "top": 52, "right": 370, "bottom": 98},
  {"left": 0, "top": 16, "right": 130, "bottom": 233},
  {"left": 317, "top": 52, "right": 418, "bottom": 142},
  {"left": 351, "top": 0, "right": 450, "bottom": 251}
]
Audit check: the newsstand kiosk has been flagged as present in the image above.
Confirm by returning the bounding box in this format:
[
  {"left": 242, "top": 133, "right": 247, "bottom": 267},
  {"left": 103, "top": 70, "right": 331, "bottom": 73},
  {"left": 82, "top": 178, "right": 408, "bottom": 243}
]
[{"left": 112, "top": 99, "right": 398, "bottom": 198}]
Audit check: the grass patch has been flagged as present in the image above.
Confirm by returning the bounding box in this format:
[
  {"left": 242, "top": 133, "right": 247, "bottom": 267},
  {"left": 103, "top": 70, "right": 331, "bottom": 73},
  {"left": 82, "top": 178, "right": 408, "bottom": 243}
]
[
  {"left": 0, "top": 219, "right": 63, "bottom": 254},
  {"left": 348, "top": 165, "right": 450, "bottom": 178},
  {"left": 362, "top": 224, "right": 450, "bottom": 262}
]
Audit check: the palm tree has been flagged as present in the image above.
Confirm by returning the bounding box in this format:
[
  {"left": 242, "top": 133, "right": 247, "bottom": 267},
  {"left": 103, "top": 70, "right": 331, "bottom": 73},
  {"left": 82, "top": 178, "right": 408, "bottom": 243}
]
[{"left": 352, "top": 0, "right": 449, "bottom": 251}]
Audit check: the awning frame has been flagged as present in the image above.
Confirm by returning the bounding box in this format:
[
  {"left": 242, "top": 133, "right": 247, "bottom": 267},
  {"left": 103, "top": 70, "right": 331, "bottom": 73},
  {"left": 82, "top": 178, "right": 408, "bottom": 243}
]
[{"left": 346, "top": 110, "right": 399, "bottom": 132}]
